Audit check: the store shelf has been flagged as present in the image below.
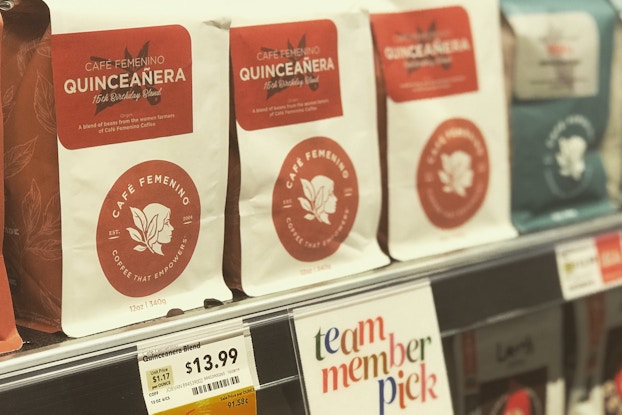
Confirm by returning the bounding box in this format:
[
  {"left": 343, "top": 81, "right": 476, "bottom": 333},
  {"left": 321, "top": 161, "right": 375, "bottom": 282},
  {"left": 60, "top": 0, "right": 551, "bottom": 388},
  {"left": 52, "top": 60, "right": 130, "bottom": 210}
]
[{"left": 1, "top": 213, "right": 622, "bottom": 414}]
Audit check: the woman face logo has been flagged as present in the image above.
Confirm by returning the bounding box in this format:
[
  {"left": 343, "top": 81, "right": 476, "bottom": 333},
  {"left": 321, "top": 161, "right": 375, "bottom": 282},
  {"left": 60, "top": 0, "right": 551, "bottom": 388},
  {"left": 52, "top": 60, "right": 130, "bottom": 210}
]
[
  {"left": 127, "top": 203, "right": 175, "bottom": 256},
  {"left": 97, "top": 160, "right": 201, "bottom": 298},
  {"left": 316, "top": 176, "right": 338, "bottom": 215},
  {"left": 299, "top": 175, "right": 338, "bottom": 225},
  {"left": 272, "top": 135, "right": 358, "bottom": 262}
]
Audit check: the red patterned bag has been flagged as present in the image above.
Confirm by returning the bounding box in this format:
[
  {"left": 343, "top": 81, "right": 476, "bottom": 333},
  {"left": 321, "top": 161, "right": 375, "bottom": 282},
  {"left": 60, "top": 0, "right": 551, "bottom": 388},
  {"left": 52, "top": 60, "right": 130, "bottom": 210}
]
[
  {"left": 0, "top": 2, "right": 23, "bottom": 352},
  {"left": 1, "top": 0, "right": 60, "bottom": 332}
]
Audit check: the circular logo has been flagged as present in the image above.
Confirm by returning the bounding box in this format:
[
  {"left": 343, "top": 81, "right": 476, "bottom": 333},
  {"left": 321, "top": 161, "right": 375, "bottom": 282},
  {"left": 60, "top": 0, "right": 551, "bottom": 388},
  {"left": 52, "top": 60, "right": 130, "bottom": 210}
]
[
  {"left": 417, "top": 118, "right": 489, "bottom": 229},
  {"left": 543, "top": 114, "right": 595, "bottom": 198},
  {"left": 97, "top": 160, "right": 200, "bottom": 297},
  {"left": 272, "top": 136, "right": 358, "bottom": 262}
]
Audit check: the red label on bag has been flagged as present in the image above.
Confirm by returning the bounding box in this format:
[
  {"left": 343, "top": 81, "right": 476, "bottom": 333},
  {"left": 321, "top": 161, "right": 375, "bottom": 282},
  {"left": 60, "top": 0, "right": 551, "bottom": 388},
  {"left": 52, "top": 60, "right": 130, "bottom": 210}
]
[
  {"left": 230, "top": 20, "right": 343, "bottom": 131},
  {"left": 595, "top": 233, "right": 622, "bottom": 284},
  {"left": 417, "top": 118, "right": 489, "bottom": 229},
  {"left": 96, "top": 160, "right": 200, "bottom": 297},
  {"left": 371, "top": 6, "right": 478, "bottom": 102},
  {"left": 51, "top": 25, "right": 193, "bottom": 149},
  {"left": 272, "top": 137, "right": 358, "bottom": 262}
]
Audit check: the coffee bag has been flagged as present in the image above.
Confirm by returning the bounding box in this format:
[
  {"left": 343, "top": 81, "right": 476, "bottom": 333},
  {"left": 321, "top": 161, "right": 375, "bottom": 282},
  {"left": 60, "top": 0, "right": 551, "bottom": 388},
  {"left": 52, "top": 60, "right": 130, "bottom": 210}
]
[
  {"left": 607, "top": 1, "right": 622, "bottom": 204},
  {"left": 0, "top": 5, "right": 22, "bottom": 353},
  {"left": 225, "top": 2, "right": 389, "bottom": 296},
  {"left": 2, "top": 0, "right": 232, "bottom": 336},
  {"left": 365, "top": 0, "right": 517, "bottom": 261},
  {"left": 502, "top": 0, "right": 618, "bottom": 232}
]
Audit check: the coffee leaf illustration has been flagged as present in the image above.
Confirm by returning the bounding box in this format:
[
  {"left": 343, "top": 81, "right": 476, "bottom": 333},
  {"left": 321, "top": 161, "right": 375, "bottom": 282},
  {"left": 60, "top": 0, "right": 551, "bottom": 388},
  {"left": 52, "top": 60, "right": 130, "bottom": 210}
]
[
  {"left": 304, "top": 213, "right": 315, "bottom": 221},
  {"left": 314, "top": 186, "right": 324, "bottom": 212},
  {"left": 39, "top": 192, "right": 61, "bottom": 237},
  {"left": 17, "top": 38, "right": 38, "bottom": 77},
  {"left": 5, "top": 136, "right": 37, "bottom": 179},
  {"left": 263, "top": 34, "right": 317, "bottom": 98},
  {"left": 438, "top": 151, "right": 473, "bottom": 197},
  {"left": 556, "top": 135, "right": 586, "bottom": 180},
  {"left": 28, "top": 238, "right": 61, "bottom": 261},
  {"left": 320, "top": 212, "right": 330, "bottom": 224},
  {"left": 134, "top": 245, "right": 147, "bottom": 252},
  {"left": 298, "top": 197, "right": 313, "bottom": 213},
  {"left": 130, "top": 206, "right": 148, "bottom": 232},
  {"left": 146, "top": 214, "right": 159, "bottom": 246},
  {"left": 37, "top": 36, "right": 52, "bottom": 59},
  {"left": 301, "top": 178, "right": 314, "bottom": 201},
  {"left": 428, "top": 21, "right": 437, "bottom": 39},
  {"left": 136, "top": 41, "right": 150, "bottom": 62},
  {"left": 127, "top": 227, "right": 144, "bottom": 244},
  {"left": 298, "top": 34, "right": 306, "bottom": 50},
  {"left": 22, "top": 179, "right": 42, "bottom": 236},
  {"left": 3, "top": 85, "right": 15, "bottom": 123},
  {"left": 438, "top": 170, "right": 450, "bottom": 187},
  {"left": 34, "top": 72, "right": 57, "bottom": 135}
]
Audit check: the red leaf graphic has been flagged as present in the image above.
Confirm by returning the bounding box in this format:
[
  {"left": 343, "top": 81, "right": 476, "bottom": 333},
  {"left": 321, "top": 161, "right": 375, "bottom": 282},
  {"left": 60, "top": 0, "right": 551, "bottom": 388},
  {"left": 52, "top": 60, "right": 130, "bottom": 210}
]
[
  {"left": 39, "top": 192, "right": 61, "bottom": 237},
  {"left": 124, "top": 47, "right": 132, "bottom": 62},
  {"left": 2, "top": 85, "right": 15, "bottom": 123},
  {"left": 16, "top": 38, "right": 38, "bottom": 77},
  {"left": 34, "top": 72, "right": 57, "bottom": 135},
  {"left": 27, "top": 239, "right": 62, "bottom": 261},
  {"left": 37, "top": 32, "right": 52, "bottom": 59},
  {"left": 298, "top": 34, "right": 306, "bottom": 50},
  {"left": 5, "top": 136, "right": 37, "bottom": 179},
  {"left": 22, "top": 179, "right": 42, "bottom": 236},
  {"left": 137, "top": 41, "right": 150, "bottom": 62}
]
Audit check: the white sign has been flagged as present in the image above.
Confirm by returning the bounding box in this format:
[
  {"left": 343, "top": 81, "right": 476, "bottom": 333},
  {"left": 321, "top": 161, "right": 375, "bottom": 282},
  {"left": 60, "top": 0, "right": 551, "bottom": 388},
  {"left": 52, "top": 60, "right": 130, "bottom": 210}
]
[
  {"left": 292, "top": 280, "right": 454, "bottom": 415},
  {"left": 556, "top": 231, "right": 622, "bottom": 300},
  {"left": 138, "top": 331, "right": 257, "bottom": 415}
]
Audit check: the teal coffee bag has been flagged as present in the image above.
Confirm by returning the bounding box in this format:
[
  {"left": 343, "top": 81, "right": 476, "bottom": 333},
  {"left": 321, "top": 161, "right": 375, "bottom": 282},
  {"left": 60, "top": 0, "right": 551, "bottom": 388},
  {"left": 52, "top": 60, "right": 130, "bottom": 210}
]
[
  {"left": 502, "top": 0, "right": 617, "bottom": 232},
  {"left": 607, "top": 0, "right": 622, "bottom": 205}
]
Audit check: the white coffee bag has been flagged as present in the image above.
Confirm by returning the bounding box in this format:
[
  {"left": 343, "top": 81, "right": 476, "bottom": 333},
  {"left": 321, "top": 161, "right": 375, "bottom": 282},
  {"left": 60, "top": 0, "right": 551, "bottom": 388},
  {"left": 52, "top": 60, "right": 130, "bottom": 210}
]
[
  {"left": 224, "top": 1, "right": 389, "bottom": 296},
  {"left": 7, "top": 0, "right": 233, "bottom": 336},
  {"left": 364, "top": 0, "right": 517, "bottom": 261}
]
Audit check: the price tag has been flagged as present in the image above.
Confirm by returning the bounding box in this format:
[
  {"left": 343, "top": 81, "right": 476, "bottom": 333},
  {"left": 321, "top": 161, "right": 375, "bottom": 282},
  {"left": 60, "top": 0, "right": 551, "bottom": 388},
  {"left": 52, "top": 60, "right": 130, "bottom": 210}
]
[
  {"left": 556, "top": 231, "right": 622, "bottom": 301},
  {"left": 292, "top": 280, "right": 454, "bottom": 415},
  {"left": 138, "top": 334, "right": 257, "bottom": 415}
]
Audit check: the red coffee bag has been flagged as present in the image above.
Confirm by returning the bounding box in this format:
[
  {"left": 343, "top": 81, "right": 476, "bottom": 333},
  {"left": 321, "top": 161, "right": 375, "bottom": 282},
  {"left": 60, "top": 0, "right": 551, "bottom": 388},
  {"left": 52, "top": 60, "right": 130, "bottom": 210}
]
[{"left": 0, "top": 4, "right": 22, "bottom": 353}]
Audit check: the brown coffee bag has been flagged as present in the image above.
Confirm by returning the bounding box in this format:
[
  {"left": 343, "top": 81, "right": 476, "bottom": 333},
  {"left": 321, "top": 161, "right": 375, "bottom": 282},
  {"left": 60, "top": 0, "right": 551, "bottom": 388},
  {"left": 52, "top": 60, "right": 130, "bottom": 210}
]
[
  {"left": 1, "top": 0, "right": 59, "bottom": 332},
  {"left": 0, "top": 4, "right": 23, "bottom": 352}
]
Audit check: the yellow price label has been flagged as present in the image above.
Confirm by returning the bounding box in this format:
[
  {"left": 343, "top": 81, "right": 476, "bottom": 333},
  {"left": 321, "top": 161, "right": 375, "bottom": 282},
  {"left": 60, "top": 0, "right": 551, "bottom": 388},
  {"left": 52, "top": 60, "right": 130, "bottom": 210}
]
[
  {"left": 156, "top": 387, "right": 256, "bottom": 415},
  {"left": 147, "top": 366, "right": 174, "bottom": 392}
]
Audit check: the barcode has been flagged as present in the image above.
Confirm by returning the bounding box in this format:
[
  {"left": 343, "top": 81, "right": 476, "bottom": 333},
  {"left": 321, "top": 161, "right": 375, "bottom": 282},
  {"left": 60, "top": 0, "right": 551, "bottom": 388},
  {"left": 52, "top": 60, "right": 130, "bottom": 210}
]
[{"left": 191, "top": 376, "right": 240, "bottom": 396}]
